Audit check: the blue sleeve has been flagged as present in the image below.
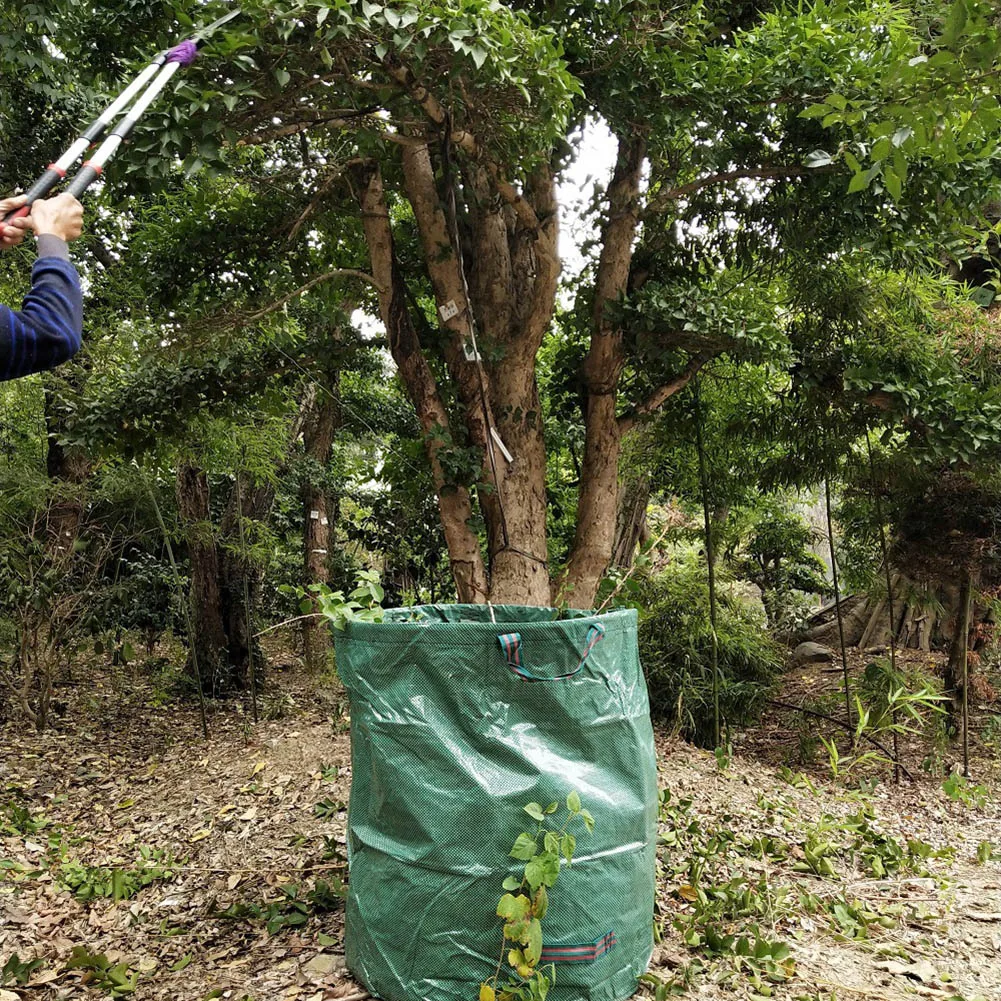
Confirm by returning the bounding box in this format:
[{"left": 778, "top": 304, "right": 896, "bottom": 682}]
[{"left": 0, "top": 256, "right": 84, "bottom": 381}]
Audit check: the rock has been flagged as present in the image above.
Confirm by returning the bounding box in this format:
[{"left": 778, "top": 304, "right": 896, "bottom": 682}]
[
  {"left": 305, "top": 953, "right": 346, "bottom": 978},
  {"left": 790, "top": 641, "right": 834, "bottom": 666}
]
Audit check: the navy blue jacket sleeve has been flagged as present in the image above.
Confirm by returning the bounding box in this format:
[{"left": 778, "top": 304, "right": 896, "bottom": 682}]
[{"left": 0, "top": 255, "right": 83, "bottom": 381}]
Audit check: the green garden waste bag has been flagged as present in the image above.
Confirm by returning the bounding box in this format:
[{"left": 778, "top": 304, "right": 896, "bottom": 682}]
[{"left": 335, "top": 605, "right": 658, "bottom": 1001}]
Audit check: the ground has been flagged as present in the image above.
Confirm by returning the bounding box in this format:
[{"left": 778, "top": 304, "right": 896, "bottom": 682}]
[{"left": 1, "top": 654, "right": 999, "bottom": 1001}]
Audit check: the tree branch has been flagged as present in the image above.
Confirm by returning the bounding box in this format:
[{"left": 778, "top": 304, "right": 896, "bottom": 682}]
[
  {"left": 379, "top": 53, "right": 541, "bottom": 232},
  {"left": 236, "top": 270, "right": 383, "bottom": 327},
  {"left": 644, "top": 165, "right": 833, "bottom": 217},
  {"left": 237, "top": 108, "right": 380, "bottom": 147},
  {"left": 618, "top": 354, "right": 711, "bottom": 433}
]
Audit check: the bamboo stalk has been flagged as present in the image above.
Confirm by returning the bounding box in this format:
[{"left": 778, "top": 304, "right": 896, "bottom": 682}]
[
  {"left": 234, "top": 457, "right": 259, "bottom": 726},
  {"left": 694, "top": 381, "right": 721, "bottom": 748},
  {"left": 865, "top": 434, "right": 900, "bottom": 784},
  {"left": 825, "top": 475, "right": 854, "bottom": 742}
]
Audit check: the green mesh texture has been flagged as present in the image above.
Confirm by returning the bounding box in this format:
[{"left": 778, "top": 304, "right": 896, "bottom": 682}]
[{"left": 335, "top": 606, "right": 658, "bottom": 1001}]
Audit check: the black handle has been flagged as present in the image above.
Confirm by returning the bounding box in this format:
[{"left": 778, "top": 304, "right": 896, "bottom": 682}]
[
  {"left": 65, "top": 164, "right": 102, "bottom": 200},
  {"left": 2, "top": 167, "right": 64, "bottom": 223}
]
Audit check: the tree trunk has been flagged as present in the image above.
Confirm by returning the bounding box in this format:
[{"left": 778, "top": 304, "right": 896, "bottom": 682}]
[
  {"left": 561, "top": 136, "right": 646, "bottom": 607},
  {"left": 43, "top": 384, "right": 90, "bottom": 564},
  {"left": 352, "top": 159, "right": 490, "bottom": 603},
  {"left": 944, "top": 572, "right": 974, "bottom": 737},
  {"left": 301, "top": 378, "right": 341, "bottom": 672},
  {"left": 218, "top": 475, "right": 276, "bottom": 689},
  {"left": 176, "top": 461, "right": 228, "bottom": 692},
  {"left": 401, "top": 148, "right": 555, "bottom": 605}
]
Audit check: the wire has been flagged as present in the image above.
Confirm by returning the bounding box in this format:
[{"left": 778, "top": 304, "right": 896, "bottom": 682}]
[{"left": 440, "top": 111, "right": 512, "bottom": 568}]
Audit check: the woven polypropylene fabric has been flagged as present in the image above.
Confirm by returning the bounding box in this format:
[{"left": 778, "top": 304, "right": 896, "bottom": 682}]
[{"left": 336, "top": 605, "right": 657, "bottom": 1001}]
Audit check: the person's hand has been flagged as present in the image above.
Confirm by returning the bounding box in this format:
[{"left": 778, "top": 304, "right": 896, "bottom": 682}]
[
  {"left": 29, "top": 193, "right": 84, "bottom": 243},
  {"left": 0, "top": 195, "right": 31, "bottom": 249}
]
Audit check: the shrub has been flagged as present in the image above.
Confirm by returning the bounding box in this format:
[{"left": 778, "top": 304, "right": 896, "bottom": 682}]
[{"left": 638, "top": 550, "right": 782, "bottom": 746}]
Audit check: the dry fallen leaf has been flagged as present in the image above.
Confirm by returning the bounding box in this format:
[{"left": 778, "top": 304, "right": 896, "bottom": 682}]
[{"left": 875, "top": 959, "right": 941, "bottom": 984}]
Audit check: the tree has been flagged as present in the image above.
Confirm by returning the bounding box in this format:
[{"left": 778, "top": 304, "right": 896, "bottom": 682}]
[
  {"left": 148, "top": 0, "right": 997, "bottom": 606},
  {"left": 6, "top": 0, "right": 1001, "bottom": 618}
]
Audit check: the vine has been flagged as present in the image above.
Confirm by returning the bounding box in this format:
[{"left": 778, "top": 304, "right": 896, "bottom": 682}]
[{"left": 480, "top": 793, "right": 594, "bottom": 1001}]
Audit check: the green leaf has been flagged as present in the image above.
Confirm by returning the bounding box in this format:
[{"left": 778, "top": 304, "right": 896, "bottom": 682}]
[
  {"left": 943, "top": 0, "right": 968, "bottom": 46},
  {"left": 804, "top": 150, "right": 833, "bottom": 168},
  {"left": 848, "top": 171, "right": 869, "bottom": 194},
  {"left": 799, "top": 103, "right": 831, "bottom": 119},
  {"left": 579, "top": 809, "right": 595, "bottom": 833},
  {"left": 524, "top": 858, "right": 545, "bottom": 891},
  {"left": 534, "top": 884, "right": 549, "bottom": 919},
  {"left": 524, "top": 802, "right": 545, "bottom": 822},
  {"left": 510, "top": 833, "right": 537, "bottom": 860},
  {"left": 883, "top": 164, "right": 902, "bottom": 201},
  {"left": 502, "top": 876, "right": 521, "bottom": 891},
  {"left": 566, "top": 790, "right": 581, "bottom": 814},
  {"left": 871, "top": 137, "right": 891, "bottom": 162},
  {"left": 562, "top": 832, "right": 576, "bottom": 865}
]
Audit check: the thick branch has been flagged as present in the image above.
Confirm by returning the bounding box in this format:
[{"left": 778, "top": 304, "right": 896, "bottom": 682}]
[
  {"left": 238, "top": 109, "right": 379, "bottom": 146},
  {"left": 401, "top": 143, "right": 506, "bottom": 558},
  {"left": 380, "top": 53, "right": 540, "bottom": 232},
  {"left": 618, "top": 354, "right": 711, "bottom": 434},
  {"left": 561, "top": 134, "right": 646, "bottom": 608}
]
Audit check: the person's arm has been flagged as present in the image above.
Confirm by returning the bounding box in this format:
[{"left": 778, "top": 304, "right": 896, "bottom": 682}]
[{"left": 0, "top": 193, "right": 85, "bottom": 381}]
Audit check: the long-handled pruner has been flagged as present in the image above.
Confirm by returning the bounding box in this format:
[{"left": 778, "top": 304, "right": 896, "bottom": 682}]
[{"left": 4, "top": 7, "right": 242, "bottom": 223}]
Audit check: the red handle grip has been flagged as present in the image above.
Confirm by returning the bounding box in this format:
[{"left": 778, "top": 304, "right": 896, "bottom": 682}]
[{"left": 2, "top": 205, "right": 30, "bottom": 225}]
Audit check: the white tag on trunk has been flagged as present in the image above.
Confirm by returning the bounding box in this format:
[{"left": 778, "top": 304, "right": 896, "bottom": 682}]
[
  {"left": 310, "top": 510, "right": 320, "bottom": 520},
  {"left": 438, "top": 299, "right": 459, "bottom": 322}
]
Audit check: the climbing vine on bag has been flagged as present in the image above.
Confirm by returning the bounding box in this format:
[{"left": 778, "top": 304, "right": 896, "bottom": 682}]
[{"left": 481, "top": 794, "right": 595, "bottom": 1001}]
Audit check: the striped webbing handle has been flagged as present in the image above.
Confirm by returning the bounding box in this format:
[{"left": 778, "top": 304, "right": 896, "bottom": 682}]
[
  {"left": 497, "top": 622, "right": 606, "bottom": 682},
  {"left": 540, "top": 930, "right": 617, "bottom": 963}
]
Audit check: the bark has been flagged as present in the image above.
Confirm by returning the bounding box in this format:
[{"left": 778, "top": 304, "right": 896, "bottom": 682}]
[
  {"left": 176, "top": 462, "right": 228, "bottom": 691},
  {"left": 352, "top": 159, "right": 489, "bottom": 602},
  {"left": 480, "top": 162, "right": 558, "bottom": 604},
  {"left": 301, "top": 378, "right": 341, "bottom": 672},
  {"left": 562, "top": 135, "right": 646, "bottom": 607}
]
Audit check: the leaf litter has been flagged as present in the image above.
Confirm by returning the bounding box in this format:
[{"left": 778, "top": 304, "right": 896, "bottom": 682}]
[{"left": 0, "top": 659, "right": 998, "bottom": 1000}]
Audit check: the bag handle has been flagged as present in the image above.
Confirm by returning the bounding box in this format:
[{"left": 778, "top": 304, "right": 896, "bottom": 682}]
[{"left": 497, "top": 623, "right": 606, "bottom": 682}]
